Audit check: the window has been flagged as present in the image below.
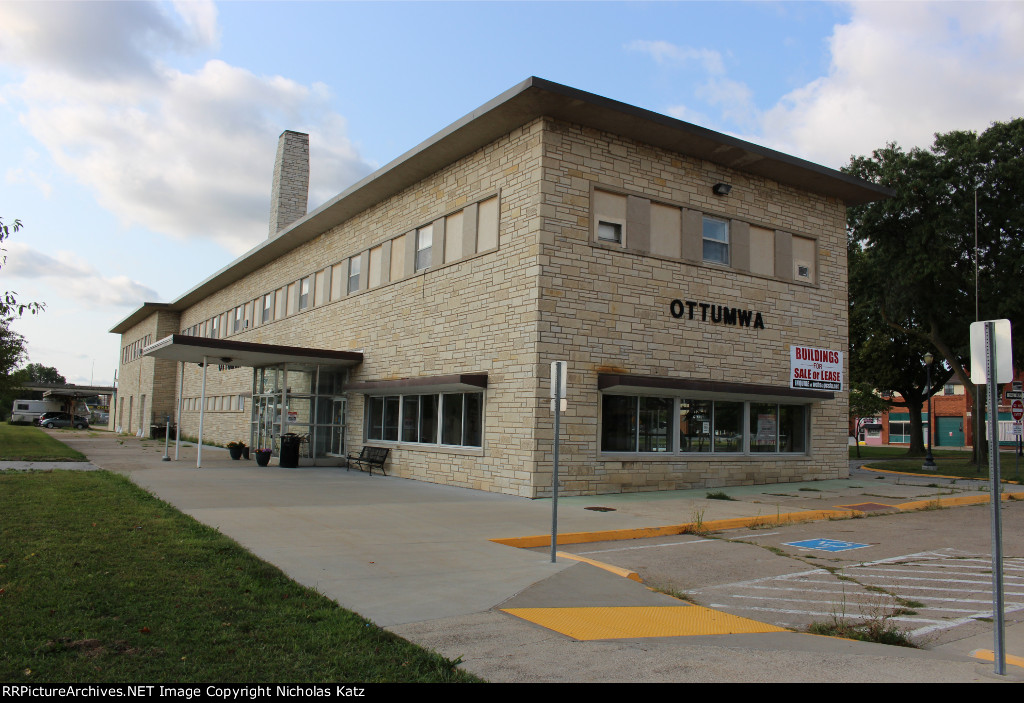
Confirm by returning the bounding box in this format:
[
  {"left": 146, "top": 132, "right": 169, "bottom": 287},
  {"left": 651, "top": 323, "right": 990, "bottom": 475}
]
[
  {"left": 416, "top": 225, "right": 433, "bottom": 271},
  {"left": 233, "top": 306, "right": 243, "bottom": 333},
  {"left": 598, "top": 221, "right": 623, "bottom": 243},
  {"left": 602, "top": 395, "right": 809, "bottom": 455},
  {"left": 348, "top": 256, "right": 361, "bottom": 294},
  {"left": 299, "top": 276, "right": 311, "bottom": 310},
  {"left": 593, "top": 190, "right": 626, "bottom": 245},
  {"left": 702, "top": 216, "right": 729, "bottom": 265},
  {"left": 262, "top": 293, "right": 274, "bottom": 323},
  {"left": 792, "top": 235, "right": 816, "bottom": 283},
  {"left": 366, "top": 392, "right": 482, "bottom": 447}
]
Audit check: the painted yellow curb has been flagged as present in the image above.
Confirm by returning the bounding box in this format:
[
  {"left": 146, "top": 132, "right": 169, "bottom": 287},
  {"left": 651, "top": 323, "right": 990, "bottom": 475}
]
[
  {"left": 971, "top": 649, "right": 1024, "bottom": 670},
  {"left": 554, "top": 551, "right": 642, "bottom": 581},
  {"left": 897, "top": 493, "right": 1024, "bottom": 512},
  {"left": 502, "top": 605, "right": 790, "bottom": 640},
  {"left": 490, "top": 508, "right": 861, "bottom": 549}
]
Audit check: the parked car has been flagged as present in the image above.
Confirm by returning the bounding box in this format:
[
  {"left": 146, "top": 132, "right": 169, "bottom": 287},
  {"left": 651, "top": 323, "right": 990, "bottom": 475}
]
[{"left": 37, "top": 412, "right": 89, "bottom": 429}]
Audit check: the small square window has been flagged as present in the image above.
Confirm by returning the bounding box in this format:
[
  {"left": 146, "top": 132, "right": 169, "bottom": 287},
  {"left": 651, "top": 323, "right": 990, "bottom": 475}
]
[
  {"left": 597, "top": 221, "right": 623, "bottom": 244},
  {"left": 702, "top": 216, "right": 729, "bottom": 265}
]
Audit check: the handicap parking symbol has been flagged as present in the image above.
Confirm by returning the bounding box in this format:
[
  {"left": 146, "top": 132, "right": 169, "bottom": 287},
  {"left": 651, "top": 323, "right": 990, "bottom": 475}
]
[{"left": 783, "top": 538, "right": 870, "bottom": 552}]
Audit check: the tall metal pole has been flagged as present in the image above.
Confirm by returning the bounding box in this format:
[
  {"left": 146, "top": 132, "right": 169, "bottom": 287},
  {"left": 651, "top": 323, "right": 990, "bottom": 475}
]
[
  {"left": 197, "top": 356, "right": 208, "bottom": 469},
  {"left": 174, "top": 361, "right": 184, "bottom": 460},
  {"left": 985, "top": 321, "right": 1006, "bottom": 676},
  {"left": 550, "top": 362, "right": 561, "bottom": 564}
]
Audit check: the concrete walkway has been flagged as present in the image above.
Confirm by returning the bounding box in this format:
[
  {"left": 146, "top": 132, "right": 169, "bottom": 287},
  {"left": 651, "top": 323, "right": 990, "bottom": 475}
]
[{"left": 27, "top": 431, "right": 1024, "bottom": 682}]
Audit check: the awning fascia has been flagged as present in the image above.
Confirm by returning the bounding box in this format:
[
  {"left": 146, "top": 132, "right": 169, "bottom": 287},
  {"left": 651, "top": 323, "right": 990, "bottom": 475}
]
[
  {"left": 598, "top": 373, "right": 835, "bottom": 402},
  {"left": 143, "top": 335, "right": 363, "bottom": 368},
  {"left": 343, "top": 373, "right": 488, "bottom": 395}
]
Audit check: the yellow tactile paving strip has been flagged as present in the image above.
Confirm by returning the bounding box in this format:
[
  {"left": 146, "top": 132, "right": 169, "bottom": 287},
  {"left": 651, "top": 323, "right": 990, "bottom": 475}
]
[
  {"left": 501, "top": 605, "right": 790, "bottom": 640},
  {"left": 971, "top": 649, "right": 1024, "bottom": 670}
]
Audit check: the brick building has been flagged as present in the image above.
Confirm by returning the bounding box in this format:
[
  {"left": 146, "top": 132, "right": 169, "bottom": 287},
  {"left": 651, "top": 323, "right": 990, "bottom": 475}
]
[{"left": 110, "top": 78, "right": 888, "bottom": 497}]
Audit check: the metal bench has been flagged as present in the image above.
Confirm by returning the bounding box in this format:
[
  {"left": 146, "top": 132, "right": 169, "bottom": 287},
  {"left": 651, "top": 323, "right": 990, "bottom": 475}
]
[{"left": 346, "top": 446, "right": 390, "bottom": 476}]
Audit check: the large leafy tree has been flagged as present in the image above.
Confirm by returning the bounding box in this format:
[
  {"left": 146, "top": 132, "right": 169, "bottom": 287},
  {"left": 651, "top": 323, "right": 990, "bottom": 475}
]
[
  {"left": 1, "top": 217, "right": 43, "bottom": 319},
  {"left": 846, "top": 119, "right": 1024, "bottom": 463}
]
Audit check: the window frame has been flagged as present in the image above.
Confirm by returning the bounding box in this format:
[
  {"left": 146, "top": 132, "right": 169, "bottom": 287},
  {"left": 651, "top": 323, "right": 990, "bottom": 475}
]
[
  {"left": 365, "top": 391, "right": 483, "bottom": 449},
  {"left": 702, "top": 215, "right": 730, "bottom": 265}
]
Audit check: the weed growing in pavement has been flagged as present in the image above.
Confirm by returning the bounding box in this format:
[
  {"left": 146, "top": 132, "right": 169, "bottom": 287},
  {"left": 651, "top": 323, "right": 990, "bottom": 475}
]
[
  {"left": 683, "top": 505, "right": 708, "bottom": 536},
  {"left": 648, "top": 585, "right": 696, "bottom": 603},
  {"left": 808, "top": 572, "right": 918, "bottom": 648},
  {"left": 798, "top": 487, "right": 822, "bottom": 492},
  {"left": 706, "top": 491, "right": 736, "bottom": 501}
]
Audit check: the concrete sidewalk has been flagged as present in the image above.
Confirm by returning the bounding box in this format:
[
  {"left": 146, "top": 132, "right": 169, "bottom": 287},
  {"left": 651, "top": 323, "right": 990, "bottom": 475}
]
[{"left": 34, "top": 431, "right": 1024, "bottom": 682}]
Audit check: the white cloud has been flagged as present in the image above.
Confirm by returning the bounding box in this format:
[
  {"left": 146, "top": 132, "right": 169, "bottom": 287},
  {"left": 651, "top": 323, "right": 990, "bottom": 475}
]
[
  {"left": 759, "top": 1, "right": 1024, "bottom": 167},
  {"left": 626, "top": 40, "right": 725, "bottom": 75},
  {"left": 4, "top": 242, "right": 161, "bottom": 306},
  {"left": 0, "top": 1, "right": 374, "bottom": 255}
]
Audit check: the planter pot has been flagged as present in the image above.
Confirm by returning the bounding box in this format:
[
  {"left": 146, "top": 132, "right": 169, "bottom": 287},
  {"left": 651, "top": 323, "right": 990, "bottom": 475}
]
[
  {"left": 228, "top": 446, "right": 243, "bottom": 460},
  {"left": 242, "top": 447, "right": 250, "bottom": 460},
  {"left": 255, "top": 451, "right": 272, "bottom": 467}
]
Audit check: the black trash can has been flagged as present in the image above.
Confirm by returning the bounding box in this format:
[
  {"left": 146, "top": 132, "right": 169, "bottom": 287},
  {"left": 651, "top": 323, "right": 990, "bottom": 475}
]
[{"left": 280, "top": 433, "right": 300, "bottom": 468}]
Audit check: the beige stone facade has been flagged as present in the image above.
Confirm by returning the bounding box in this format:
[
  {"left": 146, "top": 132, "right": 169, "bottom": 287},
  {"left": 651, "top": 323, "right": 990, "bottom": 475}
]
[{"left": 111, "top": 78, "right": 886, "bottom": 498}]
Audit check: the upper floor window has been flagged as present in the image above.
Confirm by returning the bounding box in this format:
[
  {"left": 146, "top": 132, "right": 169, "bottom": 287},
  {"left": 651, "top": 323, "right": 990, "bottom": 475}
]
[
  {"left": 702, "top": 216, "right": 729, "bottom": 265},
  {"left": 348, "top": 256, "right": 361, "bottom": 294},
  {"left": 262, "top": 293, "right": 274, "bottom": 323},
  {"left": 415, "top": 225, "right": 433, "bottom": 271},
  {"left": 299, "top": 276, "right": 311, "bottom": 310}
]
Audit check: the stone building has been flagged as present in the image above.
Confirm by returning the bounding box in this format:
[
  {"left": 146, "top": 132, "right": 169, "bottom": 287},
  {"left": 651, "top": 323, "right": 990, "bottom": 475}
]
[{"left": 110, "top": 77, "right": 889, "bottom": 498}]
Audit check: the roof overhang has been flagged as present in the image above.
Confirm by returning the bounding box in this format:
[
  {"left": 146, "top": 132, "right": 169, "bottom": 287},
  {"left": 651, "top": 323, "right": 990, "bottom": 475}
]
[
  {"left": 343, "top": 373, "right": 488, "bottom": 395},
  {"left": 143, "top": 335, "right": 363, "bottom": 368},
  {"left": 40, "top": 386, "right": 116, "bottom": 399},
  {"left": 598, "top": 373, "right": 835, "bottom": 402}
]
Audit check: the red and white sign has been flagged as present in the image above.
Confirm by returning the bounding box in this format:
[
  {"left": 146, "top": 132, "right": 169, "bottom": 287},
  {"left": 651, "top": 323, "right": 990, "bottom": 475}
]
[
  {"left": 790, "top": 345, "right": 844, "bottom": 392},
  {"left": 1011, "top": 400, "right": 1023, "bottom": 421}
]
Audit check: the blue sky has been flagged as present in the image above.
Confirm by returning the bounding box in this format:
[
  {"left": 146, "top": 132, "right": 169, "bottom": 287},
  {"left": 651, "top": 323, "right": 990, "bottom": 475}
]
[{"left": 2, "top": 1, "right": 1023, "bottom": 386}]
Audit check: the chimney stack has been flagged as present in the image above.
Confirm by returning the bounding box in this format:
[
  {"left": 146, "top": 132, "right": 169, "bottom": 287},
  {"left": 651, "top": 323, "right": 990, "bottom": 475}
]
[{"left": 268, "top": 130, "right": 309, "bottom": 238}]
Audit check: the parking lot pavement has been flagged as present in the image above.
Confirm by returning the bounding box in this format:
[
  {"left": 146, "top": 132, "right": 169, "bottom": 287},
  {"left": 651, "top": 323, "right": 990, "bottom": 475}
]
[{"left": 548, "top": 501, "right": 1024, "bottom": 652}]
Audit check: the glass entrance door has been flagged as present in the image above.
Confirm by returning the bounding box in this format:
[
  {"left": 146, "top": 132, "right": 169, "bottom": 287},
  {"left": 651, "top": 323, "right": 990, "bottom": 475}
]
[{"left": 330, "top": 397, "right": 346, "bottom": 455}]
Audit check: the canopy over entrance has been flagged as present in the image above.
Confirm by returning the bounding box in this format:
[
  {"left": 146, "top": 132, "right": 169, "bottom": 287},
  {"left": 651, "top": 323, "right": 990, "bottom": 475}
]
[
  {"left": 143, "top": 335, "right": 363, "bottom": 468},
  {"left": 143, "top": 334, "right": 363, "bottom": 368}
]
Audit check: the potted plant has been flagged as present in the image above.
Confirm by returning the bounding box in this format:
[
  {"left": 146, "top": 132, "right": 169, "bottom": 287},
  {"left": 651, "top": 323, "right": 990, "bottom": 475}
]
[
  {"left": 227, "top": 441, "right": 247, "bottom": 460},
  {"left": 254, "top": 448, "right": 272, "bottom": 467}
]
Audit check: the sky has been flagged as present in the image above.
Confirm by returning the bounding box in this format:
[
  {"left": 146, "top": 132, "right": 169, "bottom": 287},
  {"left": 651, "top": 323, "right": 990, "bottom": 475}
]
[{"left": 2, "top": 0, "right": 1023, "bottom": 387}]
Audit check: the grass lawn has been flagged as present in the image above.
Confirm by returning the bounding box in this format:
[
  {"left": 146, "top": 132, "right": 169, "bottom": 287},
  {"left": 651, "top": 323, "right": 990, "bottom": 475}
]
[
  {"left": 0, "top": 423, "right": 87, "bottom": 461},
  {"left": 0, "top": 470, "right": 481, "bottom": 683},
  {"left": 851, "top": 444, "right": 1024, "bottom": 481}
]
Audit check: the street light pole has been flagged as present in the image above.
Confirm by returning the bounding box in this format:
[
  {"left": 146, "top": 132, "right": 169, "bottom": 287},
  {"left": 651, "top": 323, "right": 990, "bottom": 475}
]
[{"left": 924, "top": 352, "right": 937, "bottom": 468}]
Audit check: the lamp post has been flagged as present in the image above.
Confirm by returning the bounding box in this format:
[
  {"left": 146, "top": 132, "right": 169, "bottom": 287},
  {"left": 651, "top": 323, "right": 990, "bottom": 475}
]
[{"left": 924, "top": 352, "right": 937, "bottom": 468}]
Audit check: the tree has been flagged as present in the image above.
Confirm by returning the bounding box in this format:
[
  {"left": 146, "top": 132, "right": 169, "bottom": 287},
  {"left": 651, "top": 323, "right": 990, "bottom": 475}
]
[
  {"left": 845, "top": 119, "right": 1024, "bottom": 464},
  {"left": 21, "top": 363, "right": 66, "bottom": 385},
  {"left": 0, "top": 324, "right": 27, "bottom": 419},
  {"left": 0, "top": 217, "right": 45, "bottom": 420},
  {"left": 0, "top": 216, "right": 44, "bottom": 320}
]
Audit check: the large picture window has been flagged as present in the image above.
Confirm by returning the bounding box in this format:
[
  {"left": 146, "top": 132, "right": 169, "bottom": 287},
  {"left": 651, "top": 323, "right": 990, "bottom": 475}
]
[
  {"left": 367, "top": 392, "right": 482, "bottom": 448},
  {"left": 602, "top": 394, "right": 809, "bottom": 455}
]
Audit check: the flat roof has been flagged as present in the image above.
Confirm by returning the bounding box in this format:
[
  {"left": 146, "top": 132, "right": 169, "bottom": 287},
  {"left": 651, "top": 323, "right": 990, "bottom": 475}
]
[
  {"left": 142, "top": 335, "right": 363, "bottom": 368},
  {"left": 113, "top": 77, "right": 891, "bottom": 334}
]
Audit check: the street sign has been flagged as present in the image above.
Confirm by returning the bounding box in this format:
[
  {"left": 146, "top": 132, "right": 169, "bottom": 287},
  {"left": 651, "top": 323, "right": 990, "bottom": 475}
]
[
  {"left": 1005, "top": 391, "right": 1024, "bottom": 400},
  {"left": 1012, "top": 400, "right": 1024, "bottom": 421},
  {"left": 1012, "top": 422, "right": 1022, "bottom": 437}
]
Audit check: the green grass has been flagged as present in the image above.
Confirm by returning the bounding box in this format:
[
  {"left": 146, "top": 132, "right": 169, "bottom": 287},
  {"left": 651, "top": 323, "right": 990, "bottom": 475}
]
[
  {"left": 0, "top": 423, "right": 87, "bottom": 461},
  {"left": 705, "top": 491, "right": 736, "bottom": 501},
  {"left": 0, "top": 470, "right": 481, "bottom": 683},
  {"left": 851, "top": 444, "right": 1024, "bottom": 480}
]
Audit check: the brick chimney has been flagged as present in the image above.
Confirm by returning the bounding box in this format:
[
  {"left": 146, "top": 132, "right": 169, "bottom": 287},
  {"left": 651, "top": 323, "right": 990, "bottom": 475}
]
[{"left": 268, "top": 130, "right": 309, "bottom": 238}]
